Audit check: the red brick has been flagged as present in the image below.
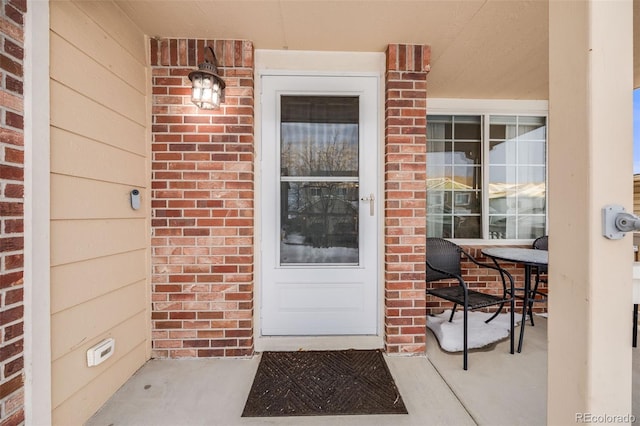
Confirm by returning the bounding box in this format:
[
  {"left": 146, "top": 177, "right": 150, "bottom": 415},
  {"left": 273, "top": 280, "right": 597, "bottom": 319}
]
[
  {"left": 0, "top": 339, "right": 23, "bottom": 362},
  {"left": 5, "top": 75, "right": 22, "bottom": 95},
  {"left": 155, "top": 321, "right": 183, "bottom": 329},
  {"left": 8, "top": 0, "right": 26, "bottom": 13},
  {"left": 4, "top": 147, "right": 23, "bottom": 164},
  {"left": 4, "top": 356, "right": 23, "bottom": 376},
  {"left": 0, "top": 53, "right": 21, "bottom": 76},
  {"left": 154, "top": 285, "right": 182, "bottom": 293},
  {"left": 4, "top": 185, "right": 23, "bottom": 199},
  {"left": 4, "top": 288, "right": 23, "bottom": 305},
  {"left": 0, "top": 271, "right": 22, "bottom": 289},
  {"left": 3, "top": 322, "right": 22, "bottom": 341},
  {"left": 0, "top": 164, "right": 23, "bottom": 181},
  {"left": 5, "top": 3, "right": 23, "bottom": 26},
  {"left": 1, "top": 409, "right": 25, "bottom": 426},
  {"left": 197, "top": 312, "right": 224, "bottom": 320},
  {"left": 152, "top": 312, "right": 168, "bottom": 320},
  {"left": 197, "top": 349, "right": 225, "bottom": 357},
  {"left": 0, "top": 202, "right": 22, "bottom": 216}
]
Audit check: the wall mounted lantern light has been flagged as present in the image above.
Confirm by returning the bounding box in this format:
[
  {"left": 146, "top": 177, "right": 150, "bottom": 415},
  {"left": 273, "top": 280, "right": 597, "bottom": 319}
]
[{"left": 188, "top": 46, "right": 225, "bottom": 110}]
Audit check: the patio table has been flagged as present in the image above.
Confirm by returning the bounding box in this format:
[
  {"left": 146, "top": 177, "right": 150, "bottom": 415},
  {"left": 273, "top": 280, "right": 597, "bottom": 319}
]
[{"left": 481, "top": 247, "right": 548, "bottom": 353}]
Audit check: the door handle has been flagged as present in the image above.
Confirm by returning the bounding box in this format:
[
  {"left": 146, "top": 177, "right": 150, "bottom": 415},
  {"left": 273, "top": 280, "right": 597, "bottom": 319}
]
[{"left": 360, "top": 193, "right": 375, "bottom": 216}]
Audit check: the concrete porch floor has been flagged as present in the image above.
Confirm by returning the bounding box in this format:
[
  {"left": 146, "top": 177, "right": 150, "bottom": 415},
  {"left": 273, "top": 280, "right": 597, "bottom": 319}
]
[{"left": 86, "top": 318, "right": 639, "bottom": 426}]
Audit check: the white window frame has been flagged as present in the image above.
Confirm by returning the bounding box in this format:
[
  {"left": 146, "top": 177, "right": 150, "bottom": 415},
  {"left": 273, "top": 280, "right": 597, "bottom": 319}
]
[{"left": 427, "top": 98, "right": 549, "bottom": 245}]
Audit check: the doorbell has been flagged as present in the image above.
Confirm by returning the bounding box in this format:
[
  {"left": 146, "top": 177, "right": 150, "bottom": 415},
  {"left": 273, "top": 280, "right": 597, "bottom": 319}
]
[{"left": 130, "top": 189, "right": 141, "bottom": 210}]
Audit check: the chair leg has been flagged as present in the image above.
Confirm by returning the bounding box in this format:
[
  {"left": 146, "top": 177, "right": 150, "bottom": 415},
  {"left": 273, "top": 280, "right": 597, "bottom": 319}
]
[
  {"left": 528, "top": 300, "right": 536, "bottom": 326},
  {"left": 449, "top": 305, "right": 457, "bottom": 322},
  {"left": 463, "top": 306, "right": 468, "bottom": 370},
  {"left": 509, "top": 294, "right": 515, "bottom": 355},
  {"left": 528, "top": 275, "right": 541, "bottom": 327},
  {"left": 634, "top": 304, "right": 638, "bottom": 348},
  {"left": 485, "top": 303, "right": 504, "bottom": 324}
]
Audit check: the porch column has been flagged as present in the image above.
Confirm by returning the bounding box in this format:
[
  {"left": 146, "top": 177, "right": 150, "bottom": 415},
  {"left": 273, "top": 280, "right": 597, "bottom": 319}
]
[
  {"left": 384, "top": 44, "right": 430, "bottom": 354},
  {"left": 548, "top": 1, "right": 634, "bottom": 423}
]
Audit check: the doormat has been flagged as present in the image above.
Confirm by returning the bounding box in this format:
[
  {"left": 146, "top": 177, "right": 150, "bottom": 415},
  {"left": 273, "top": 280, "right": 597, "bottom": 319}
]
[{"left": 241, "top": 350, "right": 408, "bottom": 417}]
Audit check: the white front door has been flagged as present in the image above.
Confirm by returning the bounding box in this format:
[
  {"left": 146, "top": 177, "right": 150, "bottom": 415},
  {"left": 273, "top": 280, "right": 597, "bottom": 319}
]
[{"left": 261, "top": 74, "right": 379, "bottom": 337}]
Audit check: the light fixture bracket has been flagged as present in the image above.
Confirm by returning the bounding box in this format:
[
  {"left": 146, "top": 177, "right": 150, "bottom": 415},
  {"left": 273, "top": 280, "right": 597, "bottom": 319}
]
[{"left": 602, "top": 204, "right": 640, "bottom": 239}]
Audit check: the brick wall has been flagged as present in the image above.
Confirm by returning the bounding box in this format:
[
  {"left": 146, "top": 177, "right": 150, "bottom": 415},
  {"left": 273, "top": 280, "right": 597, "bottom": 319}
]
[
  {"left": 0, "top": 0, "right": 25, "bottom": 424},
  {"left": 384, "top": 44, "right": 430, "bottom": 354},
  {"left": 148, "top": 39, "right": 541, "bottom": 358},
  {"left": 150, "top": 39, "right": 255, "bottom": 358}
]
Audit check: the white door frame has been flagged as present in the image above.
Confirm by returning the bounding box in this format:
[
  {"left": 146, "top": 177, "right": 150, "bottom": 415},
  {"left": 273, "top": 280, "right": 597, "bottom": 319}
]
[{"left": 254, "top": 51, "right": 385, "bottom": 351}]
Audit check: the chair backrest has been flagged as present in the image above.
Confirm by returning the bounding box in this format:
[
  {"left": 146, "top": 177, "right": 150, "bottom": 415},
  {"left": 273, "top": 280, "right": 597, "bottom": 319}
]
[
  {"left": 533, "top": 235, "right": 548, "bottom": 251},
  {"left": 426, "top": 238, "right": 462, "bottom": 282},
  {"left": 532, "top": 235, "right": 548, "bottom": 274}
]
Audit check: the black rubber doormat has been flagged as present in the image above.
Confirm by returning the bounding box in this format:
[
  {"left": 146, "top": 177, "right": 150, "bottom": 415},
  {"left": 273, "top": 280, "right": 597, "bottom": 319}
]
[{"left": 241, "top": 350, "right": 408, "bottom": 417}]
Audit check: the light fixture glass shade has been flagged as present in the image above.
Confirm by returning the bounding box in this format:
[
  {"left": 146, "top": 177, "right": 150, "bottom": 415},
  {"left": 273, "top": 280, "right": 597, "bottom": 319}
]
[{"left": 188, "top": 46, "right": 225, "bottom": 110}]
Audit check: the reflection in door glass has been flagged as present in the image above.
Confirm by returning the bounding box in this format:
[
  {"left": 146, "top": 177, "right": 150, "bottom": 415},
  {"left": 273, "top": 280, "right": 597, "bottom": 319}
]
[
  {"left": 280, "top": 96, "right": 360, "bottom": 265},
  {"left": 280, "top": 182, "right": 359, "bottom": 264},
  {"left": 281, "top": 96, "right": 359, "bottom": 177}
]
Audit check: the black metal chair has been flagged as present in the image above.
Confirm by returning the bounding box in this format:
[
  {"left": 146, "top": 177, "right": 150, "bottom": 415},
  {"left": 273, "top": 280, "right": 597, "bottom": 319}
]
[
  {"left": 426, "top": 238, "right": 515, "bottom": 370},
  {"left": 528, "top": 235, "right": 548, "bottom": 326},
  {"left": 633, "top": 262, "right": 640, "bottom": 347}
]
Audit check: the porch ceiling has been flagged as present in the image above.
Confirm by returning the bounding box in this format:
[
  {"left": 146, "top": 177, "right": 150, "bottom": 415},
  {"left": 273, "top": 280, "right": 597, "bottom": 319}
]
[{"left": 115, "top": 0, "right": 640, "bottom": 98}]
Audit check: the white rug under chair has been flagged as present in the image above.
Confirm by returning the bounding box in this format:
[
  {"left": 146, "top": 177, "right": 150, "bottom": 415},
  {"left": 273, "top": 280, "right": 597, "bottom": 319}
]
[{"left": 427, "top": 309, "right": 524, "bottom": 352}]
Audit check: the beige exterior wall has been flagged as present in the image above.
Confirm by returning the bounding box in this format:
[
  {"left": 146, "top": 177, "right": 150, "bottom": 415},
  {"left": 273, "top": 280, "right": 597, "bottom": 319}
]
[
  {"left": 548, "top": 0, "right": 634, "bottom": 422},
  {"left": 49, "top": 2, "right": 150, "bottom": 424}
]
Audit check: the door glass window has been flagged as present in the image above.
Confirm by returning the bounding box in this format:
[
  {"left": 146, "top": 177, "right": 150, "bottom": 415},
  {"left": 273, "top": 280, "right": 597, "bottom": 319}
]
[{"left": 280, "top": 96, "right": 360, "bottom": 264}]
